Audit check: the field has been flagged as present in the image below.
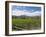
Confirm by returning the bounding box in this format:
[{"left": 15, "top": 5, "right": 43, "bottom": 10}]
[{"left": 12, "top": 16, "right": 41, "bottom": 31}]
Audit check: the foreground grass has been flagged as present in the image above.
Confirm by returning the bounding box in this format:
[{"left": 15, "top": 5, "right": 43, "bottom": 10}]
[{"left": 12, "top": 18, "right": 41, "bottom": 31}]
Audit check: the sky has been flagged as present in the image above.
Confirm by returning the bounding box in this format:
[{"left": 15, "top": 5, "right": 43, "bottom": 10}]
[{"left": 12, "top": 5, "right": 41, "bottom": 16}]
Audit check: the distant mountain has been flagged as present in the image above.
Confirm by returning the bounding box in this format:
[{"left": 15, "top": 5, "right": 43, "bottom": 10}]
[{"left": 12, "top": 15, "right": 41, "bottom": 19}]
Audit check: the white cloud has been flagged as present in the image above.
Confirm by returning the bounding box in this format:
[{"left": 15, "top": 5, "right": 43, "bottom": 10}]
[{"left": 12, "top": 10, "right": 41, "bottom": 16}]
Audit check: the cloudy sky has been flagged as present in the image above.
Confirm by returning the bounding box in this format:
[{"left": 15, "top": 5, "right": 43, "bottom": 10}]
[{"left": 12, "top": 5, "right": 41, "bottom": 16}]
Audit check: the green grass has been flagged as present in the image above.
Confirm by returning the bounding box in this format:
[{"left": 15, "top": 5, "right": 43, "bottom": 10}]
[
  {"left": 12, "top": 17, "right": 41, "bottom": 30},
  {"left": 12, "top": 18, "right": 40, "bottom": 25}
]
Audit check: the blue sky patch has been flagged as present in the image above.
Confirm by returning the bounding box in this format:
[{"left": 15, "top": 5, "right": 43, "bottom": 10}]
[{"left": 12, "top": 5, "right": 41, "bottom": 16}]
